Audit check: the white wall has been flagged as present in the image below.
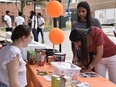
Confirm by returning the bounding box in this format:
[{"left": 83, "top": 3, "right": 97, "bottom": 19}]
[{"left": 95, "top": 8, "right": 116, "bottom": 24}]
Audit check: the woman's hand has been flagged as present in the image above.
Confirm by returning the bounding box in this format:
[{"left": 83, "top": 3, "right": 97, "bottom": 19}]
[
  {"left": 80, "top": 67, "right": 92, "bottom": 73},
  {"left": 6, "top": 55, "right": 22, "bottom": 87},
  {"left": 72, "top": 57, "right": 78, "bottom": 65}
]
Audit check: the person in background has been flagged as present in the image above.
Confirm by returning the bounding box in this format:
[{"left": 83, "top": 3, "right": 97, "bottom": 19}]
[
  {"left": 71, "top": 1, "right": 101, "bottom": 65},
  {"left": 15, "top": 11, "right": 25, "bottom": 26},
  {"left": 27, "top": 11, "right": 33, "bottom": 28},
  {"left": 0, "top": 25, "right": 33, "bottom": 87},
  {"left": 31, "top": 11, "right": 38, "bottom": 42},
  {"left": 37, "top": 13, "right": 45, "bottom": 44},
  {"left": 4, "top": 10, "right": 13, "bottom": 32}
]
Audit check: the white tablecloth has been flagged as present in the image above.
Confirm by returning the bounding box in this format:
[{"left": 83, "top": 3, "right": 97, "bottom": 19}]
[{"left": 21, "top": 40, "right": 47, "bottom": 60}]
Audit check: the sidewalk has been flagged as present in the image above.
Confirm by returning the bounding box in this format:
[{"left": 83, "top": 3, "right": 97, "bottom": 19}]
[
  {"left": 0, "top": 26, "right": 116, "bottom": 62},
  {"left": 0, "top": 30, "right": 6, "bottom": 40}
]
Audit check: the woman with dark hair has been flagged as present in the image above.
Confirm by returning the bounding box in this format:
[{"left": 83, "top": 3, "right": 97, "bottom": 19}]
[
  {"left": 71, "top": 1, "right": 101, "bottom": 65},
  {"left": 72, "top": 1, "right": 101, "bottom": 29},
  {"left": 0, "top": 25, "right": 33, "bottom": 87},
  {"left": 69, "top": 26, "right": 116, "bottom": 84}
]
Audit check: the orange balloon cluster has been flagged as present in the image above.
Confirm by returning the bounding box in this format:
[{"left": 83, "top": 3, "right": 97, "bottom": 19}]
[
  {"left": 49, "top": 28, "right": 64, "bottom": 45},
  {"left": 46, "top": 1, "right": 63, "bottom": 18},
  {"left": 47, "top": 1, "right": 64, "bottom": 45}
]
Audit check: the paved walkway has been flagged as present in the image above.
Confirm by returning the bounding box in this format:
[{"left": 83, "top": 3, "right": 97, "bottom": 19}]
[{"left": 0, "top": 26, "right": 116, "bottom": 62}]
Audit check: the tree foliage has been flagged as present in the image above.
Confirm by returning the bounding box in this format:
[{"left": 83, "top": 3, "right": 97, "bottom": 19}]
[{"left": 21, "top": 0, "right": 46, "bottom": 14}]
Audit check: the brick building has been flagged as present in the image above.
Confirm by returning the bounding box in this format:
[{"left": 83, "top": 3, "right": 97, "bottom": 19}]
[
  {"left": 0, "top": 0, "right": 115, "bottom": 27},
  {"left": 0, "top": 1, "right": 44, "bottom": 27},
  {"left": 69, "top": 0, "right": 116, "bottom": 16}
]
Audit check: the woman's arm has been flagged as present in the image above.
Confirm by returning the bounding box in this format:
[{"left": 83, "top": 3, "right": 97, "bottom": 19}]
[
  {"left": 4, "top": 20, "right": 9, "bottom": 27},
  {"left": 6, "top": 55, "right": 22, "bottom": 87},
  {"left": 81, "top": 45, "right": 103, "bottom": 72},
  {"left": 71, "top": 42, "right": 78, "bottom": 64},
  {"left": 89, "top": 45, "right": 103, "bottom": 69}
]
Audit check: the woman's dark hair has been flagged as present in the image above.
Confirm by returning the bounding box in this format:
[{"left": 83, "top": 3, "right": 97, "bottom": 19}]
[
  {"left": 11, "top": 25, "right": 31, "bottom": 42},
  {"left": 69, "top": 29, "right": 91, "bottom": 67},
  {"left": 77, "top": 1, "right": 91, "bottom": 28}
]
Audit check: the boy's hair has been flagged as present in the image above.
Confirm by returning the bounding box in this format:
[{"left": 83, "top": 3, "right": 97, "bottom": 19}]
[
  {"left": 37, "top": 13, "right": 42, "bottom": 16},
  {"left": 6, "top": 10, "right": 10, "bottom": 14},
  {"left": 18, "top": 11, "right": 22, "bottom": 16}
]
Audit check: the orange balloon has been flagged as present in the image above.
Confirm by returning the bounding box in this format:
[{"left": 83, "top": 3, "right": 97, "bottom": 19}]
[
  {"left": 46, "top": 1, "right": 63, "bottom": 18},
  {"left": 49, "top": 28, "right": 64, "bottom": 44}
]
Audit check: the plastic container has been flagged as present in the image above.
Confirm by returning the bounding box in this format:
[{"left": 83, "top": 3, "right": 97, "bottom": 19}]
[
  {"left": 54, "top": 53, "right": 66, "bottom": 62},
  {"left": 51, "top": 62, "right": 81, "bottom": 78}
]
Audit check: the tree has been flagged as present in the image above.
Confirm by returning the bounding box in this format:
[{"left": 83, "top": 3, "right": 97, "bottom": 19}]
[
  {"left": 36, "top": 0, "right": 46, "bottom": 7},
  {"left": 20, "top": 0, "right": 46, "bottom": 15},
  {"left": 21, "top": 0, "right": 25, "bottom": 14}
]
